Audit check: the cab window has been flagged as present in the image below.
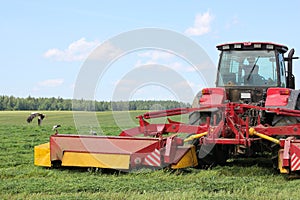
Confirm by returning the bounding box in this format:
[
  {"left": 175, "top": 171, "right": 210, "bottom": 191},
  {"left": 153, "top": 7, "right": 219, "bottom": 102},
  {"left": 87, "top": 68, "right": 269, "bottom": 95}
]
[
  {"left": 278, "top": 53, "right": 286, "bottom": 87},
  {"left": 217, "top": 50, "right": 277, "bottom": 87}
]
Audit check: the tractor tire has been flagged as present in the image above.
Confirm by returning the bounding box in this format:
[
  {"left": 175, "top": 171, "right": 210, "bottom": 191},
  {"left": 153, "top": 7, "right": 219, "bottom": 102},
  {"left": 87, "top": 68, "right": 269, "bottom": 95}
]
[
  {"left": 184, "top": 137, "right": 216, "bottom": 169},
  {"left": 272, "top": 116, "right": 300, "bottom": 126},
  {"left": 197, "top": 144, "right": 229, "bottom": 169},
  {"left": 185, "top": 134, "right": 229, "bottom": 169},
  {"left": 191, "top": 91, "right": 202, "bottom": 108},
  {"left": 189, "top": 112, "right": 210, "bottom": 125},
  {"left": 188, "top": 91, "right": 229, "bottom": 168},
  {"left": 270, "top": 96, "right": 300, "bottom": 169},
  {"left": 189, "top": 90, "right": 210, "bottom": 125},
  {"left": 185, "top": 130, "right": 219, "bottom": 168},
  {"left": 272, "top": 95, "right": 300, "bottom": 126}
]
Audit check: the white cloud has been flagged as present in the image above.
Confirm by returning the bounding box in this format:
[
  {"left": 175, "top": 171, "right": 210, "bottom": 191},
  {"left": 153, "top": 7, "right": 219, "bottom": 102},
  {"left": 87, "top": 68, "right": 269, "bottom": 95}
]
[
  {"left": 113, "top": 79, "right": 137, "bottom": 87},
  {"left": 134, "top": 60, "right": 195, "bottom": 73},
  {"left": 38, "top": 79, "right": 64, "bottom": 87},
  {"left": 43, "top": 38, "right": 100, "bottom": 61},
  {"left": 134, "top": 59, "right": 158, "bottom": 68},
  {"left": 137, "top": 50, "right": 174, "bottom": 61},
  {"left": 171, "top": 62, "right": 196, "bottom": 72},
  {"left": 135, "top": 50, "right": 195, "bottom": 72},
  {"left": 32, "top": 79, "right": 64, "bottom": 94},
  {"left": 88, "top": 41, "right": 123, "bottom": 61},
  {"left": 185, "top": 11, "right": 214, "bottom": 36}
]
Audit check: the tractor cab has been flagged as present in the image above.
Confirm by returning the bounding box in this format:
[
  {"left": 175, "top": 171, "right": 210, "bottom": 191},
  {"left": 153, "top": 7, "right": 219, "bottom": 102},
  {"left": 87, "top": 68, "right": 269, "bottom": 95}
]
[{"left": 216, "top": 42, "right": 296, "bottom": 103}]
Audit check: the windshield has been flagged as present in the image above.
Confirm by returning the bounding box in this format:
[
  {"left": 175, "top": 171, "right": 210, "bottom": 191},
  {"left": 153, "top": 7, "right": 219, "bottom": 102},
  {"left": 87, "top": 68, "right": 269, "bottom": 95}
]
[{"left": 217, "top": 50, "right": 277, "bottom": 87}]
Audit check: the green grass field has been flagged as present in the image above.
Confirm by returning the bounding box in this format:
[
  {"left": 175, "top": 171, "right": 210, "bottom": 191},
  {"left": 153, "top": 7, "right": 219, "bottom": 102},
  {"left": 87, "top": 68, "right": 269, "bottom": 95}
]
[{"left": 1, "top": 111, "right": 300, "bottom": 200}]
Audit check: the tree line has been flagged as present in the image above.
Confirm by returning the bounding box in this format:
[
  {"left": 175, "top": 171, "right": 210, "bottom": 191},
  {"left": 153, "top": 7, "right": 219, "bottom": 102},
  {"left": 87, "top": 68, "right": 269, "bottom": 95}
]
[{"left": 0, "top": 95, "right": 190, "bottom": 111}]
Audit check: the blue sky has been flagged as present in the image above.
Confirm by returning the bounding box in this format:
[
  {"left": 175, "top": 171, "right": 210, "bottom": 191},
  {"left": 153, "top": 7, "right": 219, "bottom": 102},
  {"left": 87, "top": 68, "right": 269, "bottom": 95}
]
[{"left": 1, "top": 0, "right": 300, "bottom": 102}]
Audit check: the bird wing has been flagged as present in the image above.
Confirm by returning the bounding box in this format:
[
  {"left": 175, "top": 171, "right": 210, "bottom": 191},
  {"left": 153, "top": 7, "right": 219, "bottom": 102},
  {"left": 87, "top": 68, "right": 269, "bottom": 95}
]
[
  {"left": 27, "top": 113, "right": 39, "bottom": 123},
  {"left": 52, "top": 125, "right": 61, "bottom": 130}
]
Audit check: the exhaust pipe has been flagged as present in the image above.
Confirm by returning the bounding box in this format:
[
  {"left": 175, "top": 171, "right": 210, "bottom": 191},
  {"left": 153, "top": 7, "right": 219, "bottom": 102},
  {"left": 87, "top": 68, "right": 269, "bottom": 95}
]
[{"left": 287, "top": 48, "right": 295, "bottom": 89}]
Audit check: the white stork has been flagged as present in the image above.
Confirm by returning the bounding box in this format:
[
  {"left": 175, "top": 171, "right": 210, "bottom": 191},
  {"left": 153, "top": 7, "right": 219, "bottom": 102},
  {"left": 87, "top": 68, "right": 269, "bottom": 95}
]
[{"left": 27, "top": 112, "right": 45, "bottom": 126}]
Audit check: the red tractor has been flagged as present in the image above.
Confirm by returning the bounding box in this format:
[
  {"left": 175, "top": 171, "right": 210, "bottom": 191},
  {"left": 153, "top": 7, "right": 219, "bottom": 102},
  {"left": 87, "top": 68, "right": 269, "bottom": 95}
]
[
  {"left": 189, "top": 42, "right": 299, "bottom": 170},
  {"left": 35, "top": 42, "right": 300, "bottom": 174}
]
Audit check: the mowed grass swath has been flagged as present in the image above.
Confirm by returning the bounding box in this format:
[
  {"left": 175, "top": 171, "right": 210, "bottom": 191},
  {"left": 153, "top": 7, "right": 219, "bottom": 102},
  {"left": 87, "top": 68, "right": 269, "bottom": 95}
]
[{"left": 1, "top": 111, "right": 300, "bottom": 200}]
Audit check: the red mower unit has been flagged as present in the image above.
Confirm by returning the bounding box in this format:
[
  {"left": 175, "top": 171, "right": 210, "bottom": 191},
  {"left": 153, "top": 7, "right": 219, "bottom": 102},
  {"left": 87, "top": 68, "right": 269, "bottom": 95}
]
[{"left": 35, "top": 42, "right": 300, "bottom": 174}]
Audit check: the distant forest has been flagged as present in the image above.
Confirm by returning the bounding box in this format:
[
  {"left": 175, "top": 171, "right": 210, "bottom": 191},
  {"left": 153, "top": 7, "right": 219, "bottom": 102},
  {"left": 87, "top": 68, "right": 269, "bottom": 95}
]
[{"left": 0, "top": 95, "right": 191, "bottom": 111}]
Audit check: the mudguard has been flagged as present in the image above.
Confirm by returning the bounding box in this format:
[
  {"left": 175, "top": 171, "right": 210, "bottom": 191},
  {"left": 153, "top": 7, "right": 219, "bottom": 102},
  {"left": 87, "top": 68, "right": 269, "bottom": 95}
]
[{"left": 265, "top": 88, "right": 300, "bottom": 109}]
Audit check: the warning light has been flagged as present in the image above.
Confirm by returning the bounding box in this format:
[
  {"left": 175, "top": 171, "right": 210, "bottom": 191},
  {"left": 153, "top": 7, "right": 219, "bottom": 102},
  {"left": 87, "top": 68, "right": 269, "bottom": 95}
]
[
  {"left": 279, "top": 89, "right": 290, "bottom": 95},
  {"left": 202, "top": 88, "right": 212, "bottom": 95}
]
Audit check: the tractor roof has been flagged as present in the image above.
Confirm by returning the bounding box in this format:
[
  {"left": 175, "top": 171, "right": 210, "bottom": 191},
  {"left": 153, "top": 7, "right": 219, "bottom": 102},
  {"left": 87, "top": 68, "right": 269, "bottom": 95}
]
[{"left": 216, "top": 42, "right": 288, "bottom": 53}]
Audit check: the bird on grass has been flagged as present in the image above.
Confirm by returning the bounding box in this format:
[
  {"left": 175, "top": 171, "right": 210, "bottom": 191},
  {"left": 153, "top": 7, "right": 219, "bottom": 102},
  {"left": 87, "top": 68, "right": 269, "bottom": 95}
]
[
  {"left": 52, "top": 124, "right": 61, "bottom": 134},
  {"left": 26, "top": 112, "right": 45, "bottom": 126},
  {"left": 90, "top": 127, "right": 97, "bottom": 135}
]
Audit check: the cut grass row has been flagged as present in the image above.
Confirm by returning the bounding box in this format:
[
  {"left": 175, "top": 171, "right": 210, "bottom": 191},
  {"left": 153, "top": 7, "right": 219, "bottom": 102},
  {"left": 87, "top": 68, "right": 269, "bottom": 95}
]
[{"left": 0, "top": 111, "right": 300, "bottom": 200}]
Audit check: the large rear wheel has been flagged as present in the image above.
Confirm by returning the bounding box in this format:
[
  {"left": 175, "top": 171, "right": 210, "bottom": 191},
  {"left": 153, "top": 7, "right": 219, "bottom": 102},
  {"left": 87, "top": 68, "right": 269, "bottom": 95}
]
[
  {"left": 197, "top": 144, "right": 229, "bottom": 169},
  {"left": 270, "top": 96, "right": 300, "bottom": 169},
  {"left": 189, "top": 112, "right": 210, "bottom": 125},
  {"left": 272, "top": 96, "right": 300, "bottom": 126},
  {"left": 188, "top": 91, "right": 228, "bottom": 168}
]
